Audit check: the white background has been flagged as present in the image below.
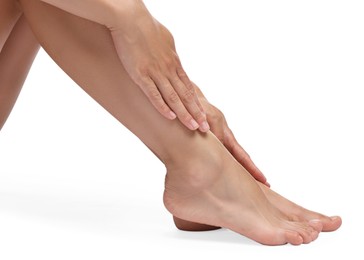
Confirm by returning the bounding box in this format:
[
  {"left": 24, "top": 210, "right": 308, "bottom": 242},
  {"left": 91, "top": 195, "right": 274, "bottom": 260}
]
[{"left": 1, "top": 0, "right": 363, "bottom": 259}]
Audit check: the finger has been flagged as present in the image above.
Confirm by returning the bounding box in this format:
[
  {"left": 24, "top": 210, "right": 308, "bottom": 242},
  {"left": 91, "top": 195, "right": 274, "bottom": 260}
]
[
  {"left": 176, "top": 68, "right": 209, "bottom": 132},
  {"left": 224, "top": 128, "right": 268, "bottom": 185},
  {"left": 151, "top": 74, "right": 200, "bottom": 131},
  {"left": 195, "top": 94, "right": 206, "bottom": 117},
  {"left": 191, "top": 82, "right": 208, "bottom": 119},
  {"left": 191, "top": 82, "right": 207, "bottom": 115},
  {"left": 169, "top": 75, "right": 209, "bottom": 132},
  {"left": 139, "top": 76, "right": 177, "bottom": 120}
]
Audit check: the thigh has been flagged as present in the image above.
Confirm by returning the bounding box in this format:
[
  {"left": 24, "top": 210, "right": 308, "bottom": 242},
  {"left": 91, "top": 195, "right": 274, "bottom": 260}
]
[
  {"left": 0, "top": 0, "right": 22, "bottom": 51},
  {"left": 0, "top": 15, "right": 39, "bottom": 129}
]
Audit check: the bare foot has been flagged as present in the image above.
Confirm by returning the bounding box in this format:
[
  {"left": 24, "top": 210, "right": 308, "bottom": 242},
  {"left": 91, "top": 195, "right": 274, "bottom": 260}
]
[
  {"left": 172, "top": 180, "right": 341, "bottom": 233},
  {"left": 257, "top": 182, "right": 342, "bottom": 232},
  {"left": 163, "top": 136, "right": 322, "bottom": 245}
]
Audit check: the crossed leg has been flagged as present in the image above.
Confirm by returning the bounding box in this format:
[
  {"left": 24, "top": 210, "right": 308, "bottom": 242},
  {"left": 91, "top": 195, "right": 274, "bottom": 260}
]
[
  {"left": 0, "top": 0, "right": 39, "bottom": 130},
  {"left": 18, "top": 0, "right": 341, "bottom": 245},
  {"left": 0, "top": 0, "right": 21, "bottom": 48}
]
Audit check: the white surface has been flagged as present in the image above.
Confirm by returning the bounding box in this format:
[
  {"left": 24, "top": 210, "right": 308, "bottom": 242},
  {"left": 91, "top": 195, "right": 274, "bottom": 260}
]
[{"left": 1, "top": 0, "right": 363, "bottom": 259}]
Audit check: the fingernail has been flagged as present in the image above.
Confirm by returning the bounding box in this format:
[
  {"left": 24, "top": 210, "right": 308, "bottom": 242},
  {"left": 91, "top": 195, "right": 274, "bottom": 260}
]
[
  {"left": 265, "top": 181, "right": 271, "bottom": 187},
  {"left": 200, "top": 121, "right": 210, "bottom": 132},
  {"left": 189, "top": 119, "right": 199, "bottom": 130},
  {"left": 169, "top": 111, "right": 177, "bottom": 120}
]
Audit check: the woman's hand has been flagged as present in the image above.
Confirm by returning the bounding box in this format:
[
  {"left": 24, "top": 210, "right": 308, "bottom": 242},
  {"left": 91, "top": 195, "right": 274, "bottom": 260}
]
[
  {"left": 109, "top": 3, "right": 209, "bottom": 132},
  {"left": 194, "top": 83, "right": 269, "bottom": 186},
  {"left": 39, "top": 0, "right": 208, "bottom": 132}
]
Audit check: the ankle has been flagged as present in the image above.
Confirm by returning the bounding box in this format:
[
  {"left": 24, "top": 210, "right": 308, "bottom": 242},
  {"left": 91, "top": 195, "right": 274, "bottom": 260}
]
[
  {"left": 164, "top": 139, "right": 225, "bottom": 191},
  {"left": 163, "top": 147, "right": 224, "bottom": 218}
]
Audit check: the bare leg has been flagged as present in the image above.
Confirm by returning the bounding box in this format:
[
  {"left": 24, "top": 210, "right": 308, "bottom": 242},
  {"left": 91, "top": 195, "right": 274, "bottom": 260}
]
[
  {"left": 19, "top": 0, "right": 340, "bottom": 245},
  {"left": 0, "top": 14, "right": 40, "bottom": 130},
  {"left": 0, "top": 0, "right": 21, "bottom": 49}
]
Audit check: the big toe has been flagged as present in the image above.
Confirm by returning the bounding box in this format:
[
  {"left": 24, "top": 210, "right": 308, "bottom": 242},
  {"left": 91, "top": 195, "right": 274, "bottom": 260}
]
[
  {"left": 322, "top": 216, "right": 342, "bottom": 232},
  {"left": 304, "top": 210, "right": 342, "bottom": 232}
]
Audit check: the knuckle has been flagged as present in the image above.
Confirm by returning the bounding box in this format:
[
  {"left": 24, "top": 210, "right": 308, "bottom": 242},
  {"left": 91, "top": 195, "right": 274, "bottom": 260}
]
[
  {"left": 167, "top": 91, "right": 180, "bottom": 104},
  {"left": 181, "top": 89, "right": 195, "bottom": 103},
  {"left": 209, "top": 113, "right": 222, "bottom": 125},
  {"left": 159, "top": 103, "right": 171, "bottom": 114},
  {"left": 148, "top": 90, "right": 170, "bottom": 114},
  {"left": 137, "top": 75, "right": 151, "bottom": 86},
  {"left": 184, "top": 80, "right": 194, "bottom": 91},
  {"left": 161, "top": 26, "right": 175, "bottom": 46},
  {"left": 148, "top": 89, "right": 162, "bottom": 102},
  {"left": 210, "top": 107, "right": 224, "bottom": 122},
  {"left": 164, "top": 57, "right": 175, "bottom": 69},
  {"left": 139, "top": 63, "right": 160, "bottom": 78},
  {"left": 137, "top": 63, "right": 151, "bottom": 77},
  {"left": 176, "top": 67, "right": 188, "bottom": 78},
  {"left": 176, "top": 68, "right": 194, "bottom": 91}
]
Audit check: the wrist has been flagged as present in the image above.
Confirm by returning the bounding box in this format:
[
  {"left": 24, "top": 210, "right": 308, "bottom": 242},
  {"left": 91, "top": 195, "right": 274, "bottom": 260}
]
[{"left": 107, "top": 0, "right": 152, "bottom": 32}]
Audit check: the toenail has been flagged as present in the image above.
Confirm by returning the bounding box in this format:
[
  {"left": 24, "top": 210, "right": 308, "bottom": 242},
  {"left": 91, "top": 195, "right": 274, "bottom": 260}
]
[{"left": 309, "top": 219, "right": 321, "bottom": 224}]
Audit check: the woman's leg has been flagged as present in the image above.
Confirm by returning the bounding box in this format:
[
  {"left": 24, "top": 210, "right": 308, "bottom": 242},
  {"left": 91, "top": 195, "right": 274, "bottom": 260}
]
[
  {"left": 0, "top": 14, "right": 40, "bottom": 130},
  {"left": 0, "top": 0, "right": 39, "bottom": 130},
  {"left": 19, "top": 0, "right": 339, "bottom": 245},
  {"left": 0, "top": 0, "right": 22, "bottom": 50}
]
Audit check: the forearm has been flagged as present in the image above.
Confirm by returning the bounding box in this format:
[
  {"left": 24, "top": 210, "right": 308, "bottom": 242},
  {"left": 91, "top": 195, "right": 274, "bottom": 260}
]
[{"left": 40, "top": 0, "right": 150, "bottom": 30}]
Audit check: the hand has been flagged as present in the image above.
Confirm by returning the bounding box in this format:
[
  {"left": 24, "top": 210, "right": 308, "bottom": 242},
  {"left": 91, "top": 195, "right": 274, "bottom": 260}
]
[
  {"left": 194, "top": 83, "right": 269, "bottom": 186},
  {"left": 109, "top": 4, "right": 209, "bottom": 132}
]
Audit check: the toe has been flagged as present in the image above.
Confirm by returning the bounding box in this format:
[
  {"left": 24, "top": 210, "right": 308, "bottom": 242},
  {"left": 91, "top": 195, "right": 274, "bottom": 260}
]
[
  {"left": 286, "top": 221, "right": 318, "bottom": 244},
  {"left": 311, "top": 230, "right": 319, "bottom": 241},
  {"left": 307, "top": 214, "right": 342, "bottom": 232},
  {"left": 309, "top": 219, "right": 323, "bottom": 232},
  {"left": 322, "top": 216, "right": 342, "bottom": 232},
  {"left": 285, "top": 230, "right": 303, "bottom": 246},
  {"left": 299, "top": 226, "right": 315, "bottom": 244},
  {"left": 302, "top": 209, "right": 342, "bottom": 232}
]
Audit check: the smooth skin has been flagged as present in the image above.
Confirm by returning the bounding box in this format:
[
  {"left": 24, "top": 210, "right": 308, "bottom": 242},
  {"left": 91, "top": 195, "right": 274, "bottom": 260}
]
[
  {"left": 0, "top": 9, "right": 39, "bottom": 129},
  {"left": 39, "top": 0, "right": 210, "bottom": 132},
  {"left": 11, "top": 0, "right": 341, "bottom": 245},
  {"left": 0, "top": 3, "right": 269, "bottom": 186},
  {"left": 0, "top": 0, "right": 271, "bottom": 232},
  {"left": 0, "top": 0, "right": 21, "bottom": 47},
  {"left": 1, "top": 0, "right": 341, "bottom": 244}
]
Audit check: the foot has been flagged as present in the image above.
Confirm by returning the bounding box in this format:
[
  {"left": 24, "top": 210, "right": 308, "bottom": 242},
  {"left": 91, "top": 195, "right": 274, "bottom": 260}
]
[
  {"left": 163, "top": 136, "right": 322, "bottom": 245},
  {"left": 257, "top": 182, "right": 342, "bottom": 232},
  {"left": 172, "top": 180, "right": 341, "bottom": 233}
]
